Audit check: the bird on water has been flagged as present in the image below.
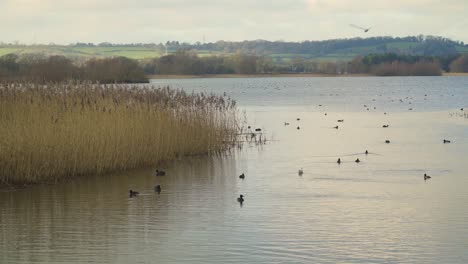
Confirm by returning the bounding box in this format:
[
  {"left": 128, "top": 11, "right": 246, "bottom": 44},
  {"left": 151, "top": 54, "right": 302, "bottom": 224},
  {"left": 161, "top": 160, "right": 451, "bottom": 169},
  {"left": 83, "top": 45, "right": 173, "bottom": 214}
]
[
  {"left": 154, "top": 185, "right": 161, "bottom": 194},
  {"left": 155, "top": 169, "right": 166, "bottom": 176},
  {"left": 239, "top": 173, "right": 245, "bottom": 179},
  {"left": 298, "top": 168, "right": 304, "bottom": 176},
  {"left": 129, "top": 190, "right": 139, "bottom": 197}
]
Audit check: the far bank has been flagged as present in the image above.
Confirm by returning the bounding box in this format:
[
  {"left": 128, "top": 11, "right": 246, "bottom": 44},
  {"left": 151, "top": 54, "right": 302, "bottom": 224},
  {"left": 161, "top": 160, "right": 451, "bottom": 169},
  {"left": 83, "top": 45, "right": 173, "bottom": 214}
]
[
  {"left": 148, "top": 73, "right": 371, "bottom": 79},
  {"left": 148, "top": 72, "right": 468, "bottom": 79}
]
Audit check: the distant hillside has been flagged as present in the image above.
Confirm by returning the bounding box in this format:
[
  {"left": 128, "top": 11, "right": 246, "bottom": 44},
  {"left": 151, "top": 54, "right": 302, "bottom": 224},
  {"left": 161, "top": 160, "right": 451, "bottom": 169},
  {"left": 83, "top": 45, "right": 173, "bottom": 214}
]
[{"left": 1, "top": 35, "right": 467, "bottom": 61}]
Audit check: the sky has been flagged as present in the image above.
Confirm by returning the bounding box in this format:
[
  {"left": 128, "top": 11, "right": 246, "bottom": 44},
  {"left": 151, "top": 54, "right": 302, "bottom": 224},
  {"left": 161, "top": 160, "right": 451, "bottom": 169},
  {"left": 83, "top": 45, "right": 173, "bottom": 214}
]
[{"left": 1, "top": 0, "right": 467, "bottom": 44}]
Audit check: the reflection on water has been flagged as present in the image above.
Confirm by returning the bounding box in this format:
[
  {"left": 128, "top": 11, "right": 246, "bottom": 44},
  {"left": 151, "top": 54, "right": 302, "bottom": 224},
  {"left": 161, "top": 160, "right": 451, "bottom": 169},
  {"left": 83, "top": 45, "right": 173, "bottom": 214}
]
[{"left": 2, "top": 77, "right": 468, "bottom": 263}]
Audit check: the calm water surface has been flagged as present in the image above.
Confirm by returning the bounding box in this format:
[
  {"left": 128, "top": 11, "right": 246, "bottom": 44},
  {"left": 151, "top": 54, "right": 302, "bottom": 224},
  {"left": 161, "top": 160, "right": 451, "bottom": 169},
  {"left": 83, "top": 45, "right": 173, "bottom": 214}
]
[{"left": 2, "top": 77, "right": 468, "bottom": 263}]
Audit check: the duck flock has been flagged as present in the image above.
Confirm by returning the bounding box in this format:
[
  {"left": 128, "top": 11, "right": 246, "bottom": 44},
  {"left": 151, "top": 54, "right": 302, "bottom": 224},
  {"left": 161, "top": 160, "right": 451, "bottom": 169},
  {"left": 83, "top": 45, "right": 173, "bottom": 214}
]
[
  {"left": 128, "top": 169, "right": 166, "bottom": 198},
  {"left": 237, "top": 103, "right": 465, "bottom": 204},
  {"left": 128, "top": 168, "right": 248, "bottom": 205},
  {"left": 128, "top": 105, "right": 464, "bottom": 205},
  {"left": 280, "top": 115, "right": 449, "bottom": 182}
]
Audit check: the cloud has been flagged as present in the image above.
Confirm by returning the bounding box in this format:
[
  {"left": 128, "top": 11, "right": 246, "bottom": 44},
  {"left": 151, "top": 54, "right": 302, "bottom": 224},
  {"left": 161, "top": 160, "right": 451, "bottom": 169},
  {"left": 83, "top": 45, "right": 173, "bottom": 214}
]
[{"left": 0, "top": 0, "right": 467, "bottom": 44}]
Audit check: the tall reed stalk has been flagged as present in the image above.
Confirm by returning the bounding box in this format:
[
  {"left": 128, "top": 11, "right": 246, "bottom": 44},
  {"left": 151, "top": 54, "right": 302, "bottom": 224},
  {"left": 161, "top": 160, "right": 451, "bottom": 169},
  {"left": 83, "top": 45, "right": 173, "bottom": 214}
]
[{"left": 0, "top": 82, "right": 239, "bottom": 185}]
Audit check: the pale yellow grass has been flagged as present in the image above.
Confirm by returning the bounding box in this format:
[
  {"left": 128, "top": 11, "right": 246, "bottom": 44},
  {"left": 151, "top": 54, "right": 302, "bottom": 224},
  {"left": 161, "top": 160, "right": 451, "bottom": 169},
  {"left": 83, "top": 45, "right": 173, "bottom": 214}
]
[{"left": 0, "top": 82, "right": 239, "bottom": 185}]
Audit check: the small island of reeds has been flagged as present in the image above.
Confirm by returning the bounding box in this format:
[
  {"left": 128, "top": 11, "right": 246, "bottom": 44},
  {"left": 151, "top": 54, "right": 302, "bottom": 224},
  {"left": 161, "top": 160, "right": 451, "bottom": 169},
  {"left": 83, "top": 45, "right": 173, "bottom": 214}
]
[{"left": 0, "top": 82, "right": 239, "bottom": 185}]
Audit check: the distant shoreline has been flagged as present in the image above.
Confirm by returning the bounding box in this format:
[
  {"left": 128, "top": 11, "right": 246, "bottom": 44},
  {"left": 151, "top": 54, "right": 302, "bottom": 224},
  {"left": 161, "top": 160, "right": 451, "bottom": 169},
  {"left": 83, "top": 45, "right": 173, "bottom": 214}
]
[
  {"left": 147, "top": 73, "right": 372, "bottom": 79},
  {"left": 148, "top": 73, "right": 468, "bottom": 79},
  {"left": 443, "top": 72, "right": 468, "bottom": 76}
]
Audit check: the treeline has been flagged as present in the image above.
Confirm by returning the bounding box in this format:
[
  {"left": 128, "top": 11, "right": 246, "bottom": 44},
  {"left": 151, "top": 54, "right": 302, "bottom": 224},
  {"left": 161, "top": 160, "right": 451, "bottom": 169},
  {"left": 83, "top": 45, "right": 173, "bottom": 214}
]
[
  {"left": 73, "top": 35, "right": 466, "bottom": 57},
  {"left": 279, "top": 53, "right": 468, "bottom": 76},
  {"left": 349, "top": 53, "right": 468, "bottom": 75},
  {"left": 2, "top": 51, "right": 468, "bottom": 82},
  {"left": 142, "top": 50, "right": 273, "bottom": 75},
  {"left": 141, "top": 50, "right": 352, "bottom": 75},
  {"left": 142, "top": 50, "right": 468, "bottom": 76},
  {"left": 0, "top": 54, "right": 147, "bottom": 83},
  {"left": 369, "top": 61, "right": 441, "bottom": 76},
  {"left": 191, "top": 36, "right": 464, "bottom": 57},
  {"left": 347, "top": 53, "right": 442, "bottom": 76}
]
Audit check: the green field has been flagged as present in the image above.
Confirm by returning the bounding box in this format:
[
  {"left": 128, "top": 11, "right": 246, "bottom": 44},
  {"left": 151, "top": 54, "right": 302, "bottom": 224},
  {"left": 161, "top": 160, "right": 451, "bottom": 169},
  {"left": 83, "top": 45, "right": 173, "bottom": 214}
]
[
  {"left": 0, "top": 46, "right": 163, "bottom": 59},
  {"left": 0, "top": 47, "right": 23, "bottom": 56},
  {"left": 0, "top": 46, "right": 234, "bottom": 59}
]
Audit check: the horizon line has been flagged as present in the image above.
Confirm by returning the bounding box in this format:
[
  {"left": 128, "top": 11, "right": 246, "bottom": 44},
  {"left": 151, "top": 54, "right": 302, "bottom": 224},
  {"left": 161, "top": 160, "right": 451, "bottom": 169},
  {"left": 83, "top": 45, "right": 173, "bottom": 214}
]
[{"left": 1, "top": 34, "right": 465, "bottom": 46}]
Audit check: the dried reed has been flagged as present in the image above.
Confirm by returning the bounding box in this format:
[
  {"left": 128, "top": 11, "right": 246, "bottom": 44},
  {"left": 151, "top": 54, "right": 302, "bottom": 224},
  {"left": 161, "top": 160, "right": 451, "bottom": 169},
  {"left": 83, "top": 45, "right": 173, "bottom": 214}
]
[{"left": 0, "top": 82, "right": 239, "bottom": 184}]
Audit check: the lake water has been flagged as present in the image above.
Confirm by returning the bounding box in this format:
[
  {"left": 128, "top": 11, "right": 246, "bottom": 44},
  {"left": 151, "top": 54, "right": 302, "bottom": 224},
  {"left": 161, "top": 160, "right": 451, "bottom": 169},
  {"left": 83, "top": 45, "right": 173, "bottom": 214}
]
[{"left": 2, "top": 77, "right": 468, "bottom": 263}]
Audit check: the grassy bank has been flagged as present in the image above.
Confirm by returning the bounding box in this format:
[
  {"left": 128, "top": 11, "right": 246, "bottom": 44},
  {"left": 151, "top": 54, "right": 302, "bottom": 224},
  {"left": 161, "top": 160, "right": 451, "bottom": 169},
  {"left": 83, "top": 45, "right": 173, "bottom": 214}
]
[{"left": 0, "top": 82, "right": 239, "bottom": 185}]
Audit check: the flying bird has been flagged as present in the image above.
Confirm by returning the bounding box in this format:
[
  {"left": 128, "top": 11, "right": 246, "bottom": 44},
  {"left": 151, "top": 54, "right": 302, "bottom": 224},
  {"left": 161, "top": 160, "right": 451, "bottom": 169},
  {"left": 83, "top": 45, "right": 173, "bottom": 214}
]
[{"left": 350, "top": 24, "right": 371, "bottom": 33}]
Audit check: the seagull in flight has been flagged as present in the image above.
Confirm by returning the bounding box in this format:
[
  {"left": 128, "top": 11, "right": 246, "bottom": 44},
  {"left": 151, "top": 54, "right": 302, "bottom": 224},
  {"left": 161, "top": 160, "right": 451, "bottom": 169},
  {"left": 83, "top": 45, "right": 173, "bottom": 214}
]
[{"left": 350, "top": 24, "right": 371, "bottom": 32}]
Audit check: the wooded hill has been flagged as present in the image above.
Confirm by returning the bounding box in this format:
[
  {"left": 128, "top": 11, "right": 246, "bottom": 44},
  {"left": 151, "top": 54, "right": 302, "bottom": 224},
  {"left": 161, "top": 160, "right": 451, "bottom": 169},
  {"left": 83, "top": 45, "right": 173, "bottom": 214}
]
[{"left": 1, "top": 35, "right": 467, "bottom": 61}]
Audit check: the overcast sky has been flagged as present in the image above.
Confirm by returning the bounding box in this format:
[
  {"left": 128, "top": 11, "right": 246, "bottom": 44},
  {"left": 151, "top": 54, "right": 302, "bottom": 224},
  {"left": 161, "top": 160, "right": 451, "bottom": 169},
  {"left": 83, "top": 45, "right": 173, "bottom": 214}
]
[{"left": 1, "top": 0, "right": 467, "bottom": 44}]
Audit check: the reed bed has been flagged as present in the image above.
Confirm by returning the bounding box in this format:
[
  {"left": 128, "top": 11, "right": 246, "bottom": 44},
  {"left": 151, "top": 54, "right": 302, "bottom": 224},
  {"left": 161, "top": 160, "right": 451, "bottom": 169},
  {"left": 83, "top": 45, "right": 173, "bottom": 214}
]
[{"left": 0, "top": 82, "right": 239, "bottom": 185}]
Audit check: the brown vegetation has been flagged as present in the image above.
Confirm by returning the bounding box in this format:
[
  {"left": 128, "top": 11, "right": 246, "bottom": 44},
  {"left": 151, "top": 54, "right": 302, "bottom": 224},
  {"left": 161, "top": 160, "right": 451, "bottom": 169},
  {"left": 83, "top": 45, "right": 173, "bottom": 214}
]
[
  {"left": 449, "top": 54, "right": 468, "bottom": 72},
  {"left": 0, "top": 54, "right": 148, "bottom": 83},
  {"left": 371, "top": 61, "right": 442, "bottom": 76},
  {"left": 0, "top": 82, "right": 239, "bottom": 185}
]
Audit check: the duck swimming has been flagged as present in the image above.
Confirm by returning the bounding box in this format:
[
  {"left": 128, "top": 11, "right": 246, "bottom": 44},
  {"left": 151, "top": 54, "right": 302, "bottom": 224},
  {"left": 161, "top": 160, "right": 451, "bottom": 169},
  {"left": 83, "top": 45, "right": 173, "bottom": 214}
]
[
  {"left": 385, "top": 140, "right": 390, "bottom": 144},
  {"left": 154, "top": 185, "right": 161, "bottom": 194},
  {"left": 239, "top": 173, "right": 245, "bottom": 179},
  {"left": 365, "top": 150, "right": 368, "bottom": 155},
  {"left": 333, "top": 126, "right": 339, "bottom": 129},
  {"left": 443, "top": 139, "right": 451, "bottom": 144},
  {"left": 337, "top": 158, "right": 341, "bottom": 164},
  {"left": 155, "top": 169, "right": 166, "bottom": 176},
  {"left": 355, "top": 158, "right": 360, "bottom": 163},
  {"left": 129, "top": 190, "right": 139, "bottom": 197},
  {"left": 298, "top": 168, "right": 304, "bottom": 176},
  {"left": 382, "top": 125, "right": 389, "bottom": 128},
  {"left": 237, "top": 195, "right": 244, "bottom": 203}
]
